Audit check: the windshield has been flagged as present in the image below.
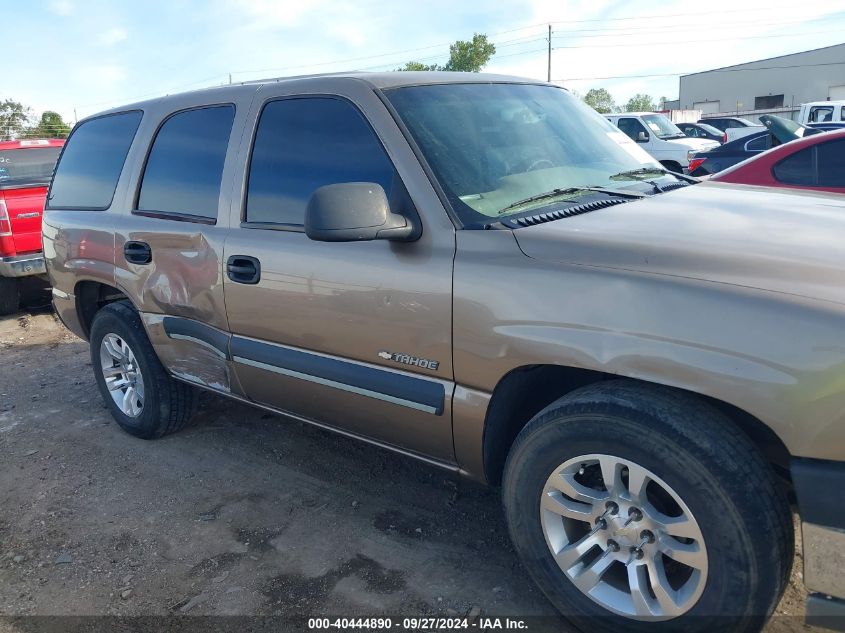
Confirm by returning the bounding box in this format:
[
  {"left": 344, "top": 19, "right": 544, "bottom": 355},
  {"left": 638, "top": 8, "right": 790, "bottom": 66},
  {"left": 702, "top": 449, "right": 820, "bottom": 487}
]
[
  {"left": 0, "top": 147, "right": 61, "bottom": 185},
  {"left": 697, "top": 123, "right": 721, "bottom": 136},
  {"left": 386, "top": 83, "right": 667, "bottom": 224},
  {"left": 641, "top": 114, "right": 684, "bottom": 139}
]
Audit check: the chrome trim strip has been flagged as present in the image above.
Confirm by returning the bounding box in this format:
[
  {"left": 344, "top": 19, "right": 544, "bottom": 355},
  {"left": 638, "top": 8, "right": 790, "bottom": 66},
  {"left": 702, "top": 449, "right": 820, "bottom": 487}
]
[
  {"left": 172, "top": 374, "right": 460, "bottom": 474},
  {"left": 233, "top": 354, "right": 439, "bottom": 415}
]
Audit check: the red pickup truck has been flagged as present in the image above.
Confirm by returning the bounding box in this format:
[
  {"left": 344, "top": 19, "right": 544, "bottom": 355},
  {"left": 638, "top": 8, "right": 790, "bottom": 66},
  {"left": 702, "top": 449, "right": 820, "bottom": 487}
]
[{"left": 0, "top": 139, "right": 64, "bottom": 315}]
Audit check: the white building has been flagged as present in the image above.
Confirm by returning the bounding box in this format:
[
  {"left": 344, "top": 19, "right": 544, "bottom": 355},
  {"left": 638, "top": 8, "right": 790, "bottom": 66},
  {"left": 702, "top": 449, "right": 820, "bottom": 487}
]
[{"left": 677, "top": 43, "right": 845, "bottom": 122}]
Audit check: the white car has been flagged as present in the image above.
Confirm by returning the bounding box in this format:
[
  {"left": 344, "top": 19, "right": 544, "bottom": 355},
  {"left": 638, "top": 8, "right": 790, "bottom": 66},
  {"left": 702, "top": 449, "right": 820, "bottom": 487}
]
[{"left": 607, "top": 112, "right": 719, "bottom": 172}]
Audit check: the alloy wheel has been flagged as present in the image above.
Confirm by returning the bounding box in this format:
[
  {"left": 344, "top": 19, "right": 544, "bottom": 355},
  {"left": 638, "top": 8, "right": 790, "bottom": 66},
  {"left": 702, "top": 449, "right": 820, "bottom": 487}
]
[
  {"left": 540, "top": 453, "right": 708, "bottom": 620},
  {"left": 99, "top": 333, "right": 145, "bottom": 418}
]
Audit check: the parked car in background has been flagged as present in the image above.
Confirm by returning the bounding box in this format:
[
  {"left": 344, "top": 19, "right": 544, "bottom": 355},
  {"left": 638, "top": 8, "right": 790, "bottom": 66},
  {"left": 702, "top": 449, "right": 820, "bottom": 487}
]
[
  {"left": 688, "top": 115, "right": 818, "bottom": 176},
  {"left": 699, "top": 116, "right": 764, "bottom": 144},
  {"left": 688, "top": 132, "right": 771, "bottom": 176},
  {"left": 0, "top": 138, "right": 64, "bottom": 314},
  {"left": 43, "top": 72, "right": 845, "bottom": 631},
  {"left": 699, "top": 116, "right": 758, "bottom": 132},
  {"left": 607, "top": 112, "right": 718, "bottom": 172},
  {"left": 798, "top": 100, "right": 845, "bottom": 129},
  {"left": 677, "top": 121, "right": 724, "bottom": 143},
  {"left": 713, "top": 128, "right": 845, "bottom": 193}
]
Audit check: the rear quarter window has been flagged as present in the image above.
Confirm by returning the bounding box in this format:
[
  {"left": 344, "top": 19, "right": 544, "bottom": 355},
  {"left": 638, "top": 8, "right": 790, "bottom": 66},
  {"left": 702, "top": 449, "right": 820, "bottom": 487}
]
[{"left": 47, "top": 111, "right": 142, "bottom": 210}]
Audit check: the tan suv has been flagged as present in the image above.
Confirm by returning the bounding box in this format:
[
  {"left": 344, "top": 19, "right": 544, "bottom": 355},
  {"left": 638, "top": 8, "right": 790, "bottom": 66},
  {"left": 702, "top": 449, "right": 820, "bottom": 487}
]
[{"left": 43, "top": 73, "right": 845, "bottom": 632}]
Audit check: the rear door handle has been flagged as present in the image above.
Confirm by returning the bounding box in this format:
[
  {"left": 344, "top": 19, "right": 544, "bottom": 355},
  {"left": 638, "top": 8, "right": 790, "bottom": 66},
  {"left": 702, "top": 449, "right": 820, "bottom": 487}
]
[
  {"left": 227, "top": 255, "right": 260, "bottom": 284},
  {"left": 124, "top": 241, "right": 152, "bottom": 265}
]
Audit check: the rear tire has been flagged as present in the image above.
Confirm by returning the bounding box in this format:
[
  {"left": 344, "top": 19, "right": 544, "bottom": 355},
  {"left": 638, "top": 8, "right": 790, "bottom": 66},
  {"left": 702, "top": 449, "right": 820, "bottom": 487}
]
[
  {"left": 90, "top": 301, "right": 197, "bottom": 439},
  {"left": 0, "top": 277, "right": 20, "bottom": 316},
  {"left": 502, "top": 379, "right": 792, "bottom": 633}
]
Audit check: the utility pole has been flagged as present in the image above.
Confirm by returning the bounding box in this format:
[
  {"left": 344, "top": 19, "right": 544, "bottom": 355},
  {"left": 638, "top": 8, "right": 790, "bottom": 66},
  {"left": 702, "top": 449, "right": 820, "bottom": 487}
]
[
  {"left": 228, "top": 73, "right": 232, "bottom": 85},
  {"left": 547, "top": 24, "right": 552, "bottom": 82}
]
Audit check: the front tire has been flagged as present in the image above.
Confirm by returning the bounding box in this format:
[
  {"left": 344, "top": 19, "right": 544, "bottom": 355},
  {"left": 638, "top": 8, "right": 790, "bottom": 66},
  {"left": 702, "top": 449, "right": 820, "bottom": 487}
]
[
  {"left": 90, "top": 302, "right": 197, "bottom": 439},
  {"left": 503, "top": 380, "right": 792, "bottom": 633},
  {"left": 0, "top": 277, "right": 20, "bottom": 316}
]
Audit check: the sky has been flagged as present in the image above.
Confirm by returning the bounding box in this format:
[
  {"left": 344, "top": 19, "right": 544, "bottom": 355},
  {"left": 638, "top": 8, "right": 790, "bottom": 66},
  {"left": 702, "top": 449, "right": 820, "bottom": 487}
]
[{"left": 5, "top": 0, "right": 845, "bottom": 123}]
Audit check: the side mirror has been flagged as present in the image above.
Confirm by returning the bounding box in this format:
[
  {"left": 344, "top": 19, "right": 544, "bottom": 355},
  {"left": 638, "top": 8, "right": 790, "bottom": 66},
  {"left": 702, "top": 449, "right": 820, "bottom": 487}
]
[
  {"left": 304, "top": 182, "right": 417, "bottom": 243},
  {"left": 636, "top": 131, "right": 650, "bottom": 142}
]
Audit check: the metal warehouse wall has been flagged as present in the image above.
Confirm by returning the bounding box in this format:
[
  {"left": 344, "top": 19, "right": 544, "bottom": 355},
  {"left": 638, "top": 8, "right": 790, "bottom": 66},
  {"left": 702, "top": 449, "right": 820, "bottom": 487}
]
[{"left": 678, "top": 43, "right": 845, "bottom": 116}]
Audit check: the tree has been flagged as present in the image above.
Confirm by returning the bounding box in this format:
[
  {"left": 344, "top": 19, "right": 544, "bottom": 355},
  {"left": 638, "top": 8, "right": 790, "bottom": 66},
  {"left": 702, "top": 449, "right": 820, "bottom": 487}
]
[
  {"left": 23, "top": 111, "right": 72, "bottom": 139},
  {"left": 625, "top": 93, "right": 656, "bottom": 112},
  {"left": 583, "top": 88, "right": 616, "bottom": 114},
  {"left": 443, "top": 34, "right": 496, "bottom": 72},
  {"left": 398, "top": 33, "right": 496, "bottom": 73},
  {"left": 396, "top": 61, "right": 439, "bottom": 71},
  {"left": 0, "top": 99, "right": 33, "bottom": 140}
]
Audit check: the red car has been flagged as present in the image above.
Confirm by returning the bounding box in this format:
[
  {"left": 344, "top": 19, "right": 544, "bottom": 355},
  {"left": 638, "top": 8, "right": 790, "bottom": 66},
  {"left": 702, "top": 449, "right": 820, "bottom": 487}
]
[
  {"left": 0, "top": 138, "right": 64, "bottom": 314},
  {"left": 712, "top": 128, "right": 845, "bottom": 194}
]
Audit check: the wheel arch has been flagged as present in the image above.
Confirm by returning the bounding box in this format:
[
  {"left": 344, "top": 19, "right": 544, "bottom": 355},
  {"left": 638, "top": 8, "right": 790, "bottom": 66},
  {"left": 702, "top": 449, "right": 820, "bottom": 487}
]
[
  {"left": 74, "top": 279, "right": 132, "bottom": 339},
  {"left": 481, "top": 364, "right": 791, "bottom": 487}
]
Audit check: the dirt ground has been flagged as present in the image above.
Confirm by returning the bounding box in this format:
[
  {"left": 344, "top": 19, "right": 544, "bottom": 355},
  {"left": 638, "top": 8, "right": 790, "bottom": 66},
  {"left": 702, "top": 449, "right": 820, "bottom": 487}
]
[{"left": 0, "top": 280, "right": 820, "bottom": 632}]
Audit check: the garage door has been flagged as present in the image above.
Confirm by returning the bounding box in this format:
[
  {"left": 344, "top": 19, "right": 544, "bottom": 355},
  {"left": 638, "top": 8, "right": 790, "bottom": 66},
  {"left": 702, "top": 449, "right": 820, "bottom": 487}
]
[
  {"left": 829, "top": 85, "right": 845, "bottom": 101},
  {"left": 694, "top": 101, "right": 720, "bottom": 114}
]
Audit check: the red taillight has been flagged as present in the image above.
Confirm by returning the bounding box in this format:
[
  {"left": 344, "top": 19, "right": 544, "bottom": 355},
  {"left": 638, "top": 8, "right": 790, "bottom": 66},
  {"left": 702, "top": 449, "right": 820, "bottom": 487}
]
[
  {"left": 722, "top": 132, "right": 727, "bottom": 144},
  {"left": 0, "top": 199, "right": 14, "bottom": 256},
  {"left": 688, "top": 158, "right": 706, "bottom": 174},
  {"left": 0, "top": 199, "right": 11, "bottom": 236}
]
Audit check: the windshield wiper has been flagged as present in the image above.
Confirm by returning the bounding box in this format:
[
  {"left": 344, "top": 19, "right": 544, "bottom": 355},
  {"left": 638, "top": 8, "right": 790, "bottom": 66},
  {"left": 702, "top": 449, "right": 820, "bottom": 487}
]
[
  {"left": 610, "top": 167, "right": 697, "bottom": 184},
  {"left": 497, "top": 186, "right": 645, "bottom": 215}
]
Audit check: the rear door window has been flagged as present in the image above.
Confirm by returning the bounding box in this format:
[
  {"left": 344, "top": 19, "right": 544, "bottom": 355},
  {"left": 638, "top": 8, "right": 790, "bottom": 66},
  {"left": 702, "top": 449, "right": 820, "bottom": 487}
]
[
  {"left": 772, "top": 146, "right": 815, "bottom": 185},
  {"left": 773, "top": 140, "right": 845, "bottom": 187},
  {"left": 47, "top": 111, "right": 142, "bottom": 209},
  {"left": 245, "top": 97, "right": 395, "bottom": 227},
  {"left": 137, "top": 105, "right": 235, "bottom": 221},
  {"left": 817, "top": 139, "right": 845, "bottom": 187}
]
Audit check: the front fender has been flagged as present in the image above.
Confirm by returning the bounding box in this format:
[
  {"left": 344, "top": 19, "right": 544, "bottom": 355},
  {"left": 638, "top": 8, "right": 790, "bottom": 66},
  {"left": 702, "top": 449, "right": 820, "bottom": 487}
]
[{"left": 453, "top": 230, "right": 845, "bottom": 462}]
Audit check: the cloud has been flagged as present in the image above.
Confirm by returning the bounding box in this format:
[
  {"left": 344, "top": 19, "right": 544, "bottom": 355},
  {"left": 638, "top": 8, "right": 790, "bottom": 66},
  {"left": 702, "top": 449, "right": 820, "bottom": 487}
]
[
  {"left": 49, "top": 0, "right": 73, "bottom": 15},
  {"left": 99, "top": 27, "right": 128, "bottom": 46}
]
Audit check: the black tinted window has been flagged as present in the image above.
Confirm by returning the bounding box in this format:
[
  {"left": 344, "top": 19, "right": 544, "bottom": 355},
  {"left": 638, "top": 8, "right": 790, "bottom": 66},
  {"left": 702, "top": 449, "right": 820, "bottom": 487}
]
[
  {"left": 775, "top": 139, "right": 845, "bottom": 187},
  {"left": 48, "top": 111, "right": 142, "bottom": 209},
  {"left": 138, "top": 106, "right": 234, "bottom": 219},
  {"left": 773, "top": 146, "right": 815, "bottom": 185},
  {"left": 246, "top": 98, "right": 395, "bottom": 225},
  {"left": 746, "top": 135, "right": 769, "bottom": 151},
  {"left": 817, "top": 139, "right": 845, "bottom": 186}
]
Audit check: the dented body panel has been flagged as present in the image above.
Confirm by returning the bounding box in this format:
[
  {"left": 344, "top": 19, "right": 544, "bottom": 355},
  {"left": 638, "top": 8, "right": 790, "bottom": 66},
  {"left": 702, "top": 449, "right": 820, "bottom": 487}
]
[{"left": 43, "top": 72, "right": 845, "bottom": 474}]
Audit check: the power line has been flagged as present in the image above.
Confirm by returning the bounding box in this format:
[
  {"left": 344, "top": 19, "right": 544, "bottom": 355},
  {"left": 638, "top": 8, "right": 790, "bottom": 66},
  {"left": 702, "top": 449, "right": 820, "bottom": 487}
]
[
  {"left": 554, "top": 60, "right": 845, "bottom": 82},
  {"left": 546, "top": 4, "right": 818, "bottom": 24},
  {"left": 551, "top": 15, "right": 845, "bottom": 39},
  {"left": 72, "top": 5, "right": 844, "bottom": 111},
  {"left": 551, "top": 28, "right": 845, "bottom": 49}
]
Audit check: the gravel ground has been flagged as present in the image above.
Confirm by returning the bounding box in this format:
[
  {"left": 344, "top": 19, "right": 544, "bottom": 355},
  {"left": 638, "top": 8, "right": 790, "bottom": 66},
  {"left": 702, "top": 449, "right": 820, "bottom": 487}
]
[{"left": 0, "top": 280, "right": 821, "bottom": 632}]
